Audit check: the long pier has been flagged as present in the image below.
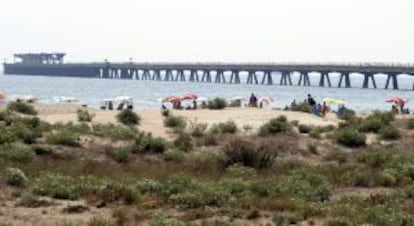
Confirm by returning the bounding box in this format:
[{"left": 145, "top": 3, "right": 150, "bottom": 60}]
[{"left": 4, "top": 61, "right": 414, "bottom": 89}]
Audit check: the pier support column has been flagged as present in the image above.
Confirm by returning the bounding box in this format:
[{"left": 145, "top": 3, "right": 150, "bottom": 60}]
[
  {"left": 319, "top": 72, "right": 332, "bottom": 87},
  {"left": 279, "top": 71, "right": 292, "bottom": 86},
  {"left": 103, "top": 68, "right": 110, "bottom": 79},
  {"left": 215, "top": 71, "right": 225, "bottom": 83},
  {"left": 175, "top": 70, "right": 185, "bottom": 81},
  {"left": 260, "top": 71, "right": 273, "bottom": 85},
  {"left": 247, "top": 71, "right": 258, "bottom": 84},
  {"left": 164, "top": 70, "right": 173, "bottom": 81},
  {"left": 152, "top": 70, "right": 161, "bottom": 81},
  {"left": 362, "top": 73, "right": 377, "bottom": 89},
  {"left": 385, "top": 74, "right": 399, "bottom": 89},
  {"left": 229, "top": 71, "right": 240, "bottom": 84},
  {"left": 201, "top": 71, "right": 212, "bottom": 83},
  {"left": 298, "top": 72, "right": 311, "bottom": 86},
  {"left": 190, "top": 70, "right": 199, "bottom": 82},
  {"left": 338, "top": 73, "right": 351, "bottom": 88}
]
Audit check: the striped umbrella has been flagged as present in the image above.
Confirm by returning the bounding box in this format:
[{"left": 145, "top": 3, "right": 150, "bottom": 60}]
[{"left": 181, "top": 93, "right": 198, "bottom": 100}]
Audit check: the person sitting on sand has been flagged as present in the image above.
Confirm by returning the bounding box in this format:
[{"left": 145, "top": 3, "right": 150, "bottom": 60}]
[{"left": 321, "top": 102, "right": 328, "bottom": 118}]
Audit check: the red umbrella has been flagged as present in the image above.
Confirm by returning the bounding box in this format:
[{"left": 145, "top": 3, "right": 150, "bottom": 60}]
[
  {"left": 162, "top": 96, "right": 182, "bottom": 103},
  {"left": 0, "top": 91, "right": 6, "bottom": 101},
  {"left": 386, "top": 96, "right": 407, "bottom": 106},
  {"left": 181, "top": 93, "right": 198, "bottom": 100}
]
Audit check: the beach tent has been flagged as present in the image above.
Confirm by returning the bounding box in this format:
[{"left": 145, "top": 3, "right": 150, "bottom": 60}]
[
  {"left": 162, "top": 96, "right": 182, "bottom": 103},
  {"left": 323, "top": 98, "right": 347, "bottom": 105},
  {"left": 0, "top": 91, "right": 6, "bottom": 102},
  {"left": 181, "top": 93, "right": 198, "bottom": 100},
  {"left": 386, "top": 96, "right": 407, "bottom": 106},
  {"left": 10, "top": 95, "right": 37, "bottom": 103},
  {"left": 258, "top": 96, "right": 273, "bottom": 105}
]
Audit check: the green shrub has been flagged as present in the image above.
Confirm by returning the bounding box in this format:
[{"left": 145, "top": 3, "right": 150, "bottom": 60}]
[
  {"left": 92, "top": 123, "right": 137, "bottom": 140},
  {"left": 0, "top": 145, "right": 34, "bottom": 163},
  {"left": 164, "top": 115, "right": 187, "bottom": 130},
  {"left": 370, "top": 111, "right": 394, "bottom": 124},
  {"left": 77, "top": 109, "right": 95, "bottom": 122},
  {"left": 325, "top": 218, "right": 352, "bottom": 226},
  {"left": 379, "top": 125, "right": 400, "bottom": 140},
  {"left": 116, "top": 110, "right": 140, "bottom": 126},
  {"left": 0, "top": 127, "right": 17, "bottom": 145},
  {"left": 258, "top": 115, "right": 293, "bottom": 136},
  {"left": 207, "top": 97, "right": 227, "bottom": 110},
  {"left": 222, "top": 138, "right": 277, "bottom": 169},
  {"left": 225, "top": 164, "right": 257, "bottom": 179},
  {"left": 106, "top": 148, "right": 130, "bottom": 163},
  {"left": 161, "top": 109, "right": 170, "bottom": 117},
  {"left": 298, "top": 124, "right": 312, "bottom": 133},
  {"left": 404, "top": 185, "right": 414, "bottom": 199},
  {"left": 3, "top": 167, "right": 28, "bottom": 187},
  {"left": 173, "top": 133, "right": 193, "bottom": 152},
  {"left": 164, "top": 149, "right": 185, "bottom": 162},
  {"left": 309, "top": 128, "right": 322, "bottom": 139},
  {"left": 325, "top": 149, "right": 347, "bottom": 164},
  {"left": 335, "top": 128, "right": 366, "bottom": 147},
  {"left": 31, "top": 144, "right": 53, "bottom": 155},
  {"left": 341, "top": 169, "right": 372, "bottom": 187},
  {"left": 338, "top": 109, "right": 356, "bottom": 121},
  {"left": 52, "top": 122, "right": 91, "bottom": 134},
  {"left": 190, "top": 121, "right": 208, "bottom": 137},
  {"left": 407, "top": 118, "right": 414, "bottom": 129},
  {"left": 88, "top": 217, "right": 116, "bottom": 226},
  {"left": 47, "top": 130, "right": 80, "bottom": 147},
  {"left": 217, "top": 120, "right": 238, "bottom": 134},
  {"left": 289, "top": 101, "right": 313, "bottom": 113},
  {"left": 133, "top": 134, "right": 169, "bottom": 154},
  {"left": 7, "top": 102, "right": 37, "bottom": 115},
  {"left": 276, "top": 170, "right": 332, "bottom": 201},
  {"left": 307, "top": 142, "right": 318, "bottom": 155},
  {"left": 19, "top": 128, "right": 39, "bottom": 144},
  {"left": 358, "top": 118, "right": 383, "bottom": 133},
  {"left": 97, "top": 183, "right": 141, "bottom": 205}
]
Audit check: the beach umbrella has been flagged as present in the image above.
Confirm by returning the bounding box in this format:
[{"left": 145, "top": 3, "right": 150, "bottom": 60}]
[
  {"left": 323, "top": 98, "right": 347, "bottom": 105},
  {"left": 181, "top": 93, "right": 198, "bottom": 100},
  {"left": 162, "top": 95, "right": 182, "bottom": 103},
  {"left": 386, "top": 96, "right": 407, "bottom": 106},
  {"left": 196, "top": 96, "right": 208, "bottom": 102},
  {"left": 258, "top": 96, "right": 273, "bottom": 105},
  {"left": 0, "top": 91, "right": 6, "bottom": 101}
]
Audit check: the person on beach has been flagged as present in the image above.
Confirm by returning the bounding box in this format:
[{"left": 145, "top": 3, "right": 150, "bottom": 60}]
[
  {"left": 307, "top": 94, "right": 316, "bottom": 107},
  {"left": 321, "top": 101, "right": 328, "bottom": 118},
  {"left": 193, "top": 100, "right": 197, "bottom": 110},
  {"left": 391, "top": 104, "right": 399, "bottom": 115},
  {"left": 249, "top": 93, "right": 258, "bottom": 107}
]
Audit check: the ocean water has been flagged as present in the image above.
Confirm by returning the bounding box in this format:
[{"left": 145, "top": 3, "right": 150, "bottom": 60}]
[{"left": 1, "top": 72, "right": 414, "bottom": 113}]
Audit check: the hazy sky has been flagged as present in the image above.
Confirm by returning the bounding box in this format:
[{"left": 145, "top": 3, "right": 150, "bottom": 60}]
[{"left": 0, "top": 0, "right": 413, "bottom": 63}]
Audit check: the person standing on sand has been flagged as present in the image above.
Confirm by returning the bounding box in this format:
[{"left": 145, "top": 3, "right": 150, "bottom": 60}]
[
  {"left": 249, "top": 93, "right": 258, "bottom": 107},
  {"left": 321, "top": 101, "right": 328, "bottom": 118},
  {"left": 307, "top": 94, "right": 316, "bottom": 107}
]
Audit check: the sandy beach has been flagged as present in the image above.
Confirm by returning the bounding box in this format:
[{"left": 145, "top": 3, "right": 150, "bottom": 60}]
[{"left": 31, "top": 103, "right": 338, "bottom": 138}]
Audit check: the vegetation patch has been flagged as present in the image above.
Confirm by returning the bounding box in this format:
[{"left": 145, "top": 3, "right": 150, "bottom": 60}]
[
  {"left": 116, "top": 110, "right": 141, "bottom": 126},
  {"left": 207, "top": 97, "right": 227, "bottom": 110},
  {"left": 7, "top": 102, "right": 37, "bottom": 115},
  {"left": 258, "top": 115, "right": 293, "bottom": 136},
  {"left": 77, "top": 108, "right": 95, "bottom": 122}
]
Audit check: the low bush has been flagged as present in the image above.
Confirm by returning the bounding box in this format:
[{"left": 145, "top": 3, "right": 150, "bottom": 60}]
[
  {"left": 31, "top": 144, "right": 53, "bottom": 155},
  {"left": 0, "top": 145, "right": 35, "bottom": 163},
  {"left": 258, "top": 115, "right": 293, "bottom": 136},
  {"left": 222, "top": 138, "right": 277, "bottom": 169},
  {"left": 309, "top": 128, "right": 322, "bottom": 139},
  {"left": 164, "top": 115, "right": 187, "bottom": 130},
  {"left": 3, "top": 167, "right": 28, "bottom": 187},
  {"left": 289, "top": 101, "right": 313, "bottom": 113},
  {"left": 379, "top": 125, "right": 400, "bottom": 140},
  {"left": 335, "top": 128, "right": 366, "bottom": 148},
  {"left": 164, "top": 149, "right": 185, "bottom": 162},
  {"left": 217, "top": 120, "right": 238, "bottom": 134},
  {"left": 47, "top": 130, "right": 80, "bottom": 147},
  {"left": 77, "top": 108, "right": 95, "bottom": 122},
  {"left": 97, "top": 183, "right": 141, "bottom": 205},
  {"left": 404, "top": 185, "right": 414, "bottom": 199},
  {"left": 407, "top": 118, "right": 414, "bottom": 130},
  {"left": 190, "top": 121, "right": 208, "bottom": 137},
  {"left": 307, "top": 142, "right": 318, "bottom": 155},
  {"left": 92, "top": 123, "right": 137, "bottom": 140},
  {"left": 207, "top": 97, "right": 227, "bottom": 110},
  {"left": 7, "top": 102, "right": 37, "bottom": 115},
  {"left": 133, "top": 133, "right": 169, "bottom": 154},
  {"left": 0, "top": 127, "right": 17, "bottom": 145},
  {"left": 116, "top": 110, "right": 141, "bottom": 126},
  {"left": 225, "top": 164, "right": 257, "bottom": 179},
  {"left": 358, "top": 118, "right": 383, "bottom": 133},
  {"left": 173, "top": 133, "right": 193, "bottom": 152},
  {"left": 106, "top": 148, "right": 130, "bottom": 163},
  {"left": 298, "top": 124, "right": 312, "bottom": 134},
  {"left": 325, "top": 149, "right": 348, "bottom": 164},
  {"left": 161, "top": 109, "right": 170, "bottom": 117}
]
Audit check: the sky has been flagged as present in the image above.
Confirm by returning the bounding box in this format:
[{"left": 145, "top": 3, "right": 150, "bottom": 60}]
[{"left": 0, "top": 0, "right": 413, "bottom": 63}]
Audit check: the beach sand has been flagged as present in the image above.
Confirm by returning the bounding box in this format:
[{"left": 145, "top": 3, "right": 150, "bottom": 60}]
[{"left": 32, "top": 103, "right": 338, "bottom": 138}]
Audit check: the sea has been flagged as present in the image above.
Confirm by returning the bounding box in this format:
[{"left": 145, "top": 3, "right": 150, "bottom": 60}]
[{"left": 1, "top": 72, "right": 414, "bottom": 113}]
